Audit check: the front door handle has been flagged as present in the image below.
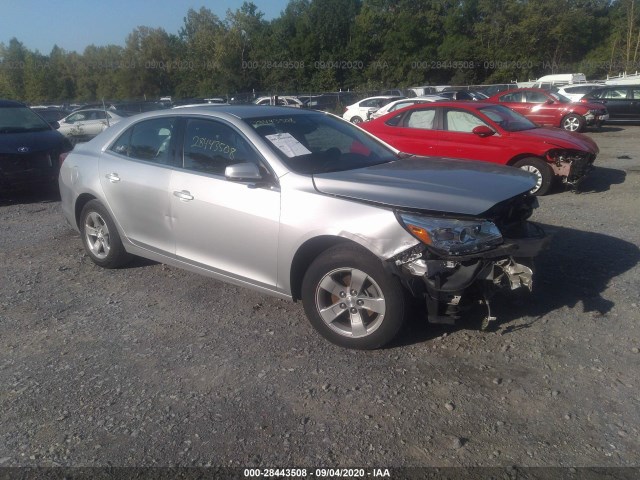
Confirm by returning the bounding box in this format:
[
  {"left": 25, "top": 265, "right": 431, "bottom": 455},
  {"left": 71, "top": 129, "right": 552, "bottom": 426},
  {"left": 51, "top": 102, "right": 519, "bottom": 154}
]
[
  {"left": 105, "top": 173, "right": 120, "bottom": 183},
  {"left": 173, "top": 190, "right": 194, "bottom": 201}
]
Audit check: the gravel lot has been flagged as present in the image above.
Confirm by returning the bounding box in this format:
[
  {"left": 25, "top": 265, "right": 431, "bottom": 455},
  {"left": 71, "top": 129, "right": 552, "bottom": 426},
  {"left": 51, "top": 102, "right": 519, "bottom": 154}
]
[{"left": 1, "top": 125, "right": 639, "bottom": 473}]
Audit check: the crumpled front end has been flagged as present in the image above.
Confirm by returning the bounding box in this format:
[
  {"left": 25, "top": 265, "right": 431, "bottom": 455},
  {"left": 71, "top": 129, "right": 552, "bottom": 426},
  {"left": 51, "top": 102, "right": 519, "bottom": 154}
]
[
  {"left": 391, "top": 194, "right": 550, "bottom": 329},
  {"left": 546, "top": 148, "right": 596, "bottom": 190}
]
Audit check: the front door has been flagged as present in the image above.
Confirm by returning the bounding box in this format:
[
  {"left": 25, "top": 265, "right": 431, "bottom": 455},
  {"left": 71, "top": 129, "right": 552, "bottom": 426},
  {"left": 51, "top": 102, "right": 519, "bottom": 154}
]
[{"left": 170, "top": 117, "right": 280, "bottom": 288}]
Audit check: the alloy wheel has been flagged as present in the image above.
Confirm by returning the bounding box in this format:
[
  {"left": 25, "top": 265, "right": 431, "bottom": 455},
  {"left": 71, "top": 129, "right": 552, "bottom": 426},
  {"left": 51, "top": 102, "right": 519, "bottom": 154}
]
[{"left": 314, "top": 267, "right": 386, "bottom": 338}]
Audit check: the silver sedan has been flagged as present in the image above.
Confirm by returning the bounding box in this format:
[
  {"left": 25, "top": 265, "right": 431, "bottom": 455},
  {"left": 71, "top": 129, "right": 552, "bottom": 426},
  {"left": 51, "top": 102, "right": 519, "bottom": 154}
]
[{"left": 59, "top": 106, "right": 547, "bottom": 349}]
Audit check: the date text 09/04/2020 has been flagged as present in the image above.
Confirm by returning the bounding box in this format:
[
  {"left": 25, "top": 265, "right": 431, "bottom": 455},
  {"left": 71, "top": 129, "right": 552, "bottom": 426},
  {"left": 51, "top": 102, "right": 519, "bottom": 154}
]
[{"left": 243, "top": 468, "right": 391, "bottom": 477}]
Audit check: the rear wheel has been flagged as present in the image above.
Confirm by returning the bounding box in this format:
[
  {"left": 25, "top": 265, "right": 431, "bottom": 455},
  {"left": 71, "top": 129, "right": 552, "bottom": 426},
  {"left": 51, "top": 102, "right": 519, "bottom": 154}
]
[
  {"left": 350, "top": 116, "right": 363, "bottom": 124},
  {"left": 301, "top": 244, "right": 406, "bottom": 349},
  {"left": 513, "top": 157, "right": 553, "bottom": 196},
  {"left": 80, "top": 200, "right": 131, "bottom": 268},
  {"left": 562, "top": 114, "right": 585, "bottom": 132}
]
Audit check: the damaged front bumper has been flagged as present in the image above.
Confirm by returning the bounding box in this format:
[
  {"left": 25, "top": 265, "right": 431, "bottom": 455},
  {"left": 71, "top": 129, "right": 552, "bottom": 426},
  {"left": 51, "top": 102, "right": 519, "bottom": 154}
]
[
  {"left": 392, "top": 222, "right": 550, "bottom": 329},
  {"left": 547, "top": 149, "right": 596, "bottom": 190}
]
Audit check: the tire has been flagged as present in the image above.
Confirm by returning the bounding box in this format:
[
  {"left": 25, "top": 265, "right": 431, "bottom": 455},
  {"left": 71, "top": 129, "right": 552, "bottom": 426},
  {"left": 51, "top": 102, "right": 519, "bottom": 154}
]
[
  {"left": 561, "top": 113, "right": 585, "bottom": 132},
  {"left": 301, "top": 244, "right": 406, "bottom": 349},
  {"left": 80, "top": 200, "right": 131, "bottom": 268},
  {"left": 513, "top": 157, "right": 553, "bottom": 196},
  {"left": 350, "top": 116, "right": 363, "bottom": 124}
]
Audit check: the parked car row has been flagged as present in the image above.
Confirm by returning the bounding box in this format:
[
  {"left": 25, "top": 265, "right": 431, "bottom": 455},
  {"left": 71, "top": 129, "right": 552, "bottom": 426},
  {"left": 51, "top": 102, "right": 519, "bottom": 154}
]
[
  {"left": 359, "top": 101, "right": 598, "bottom": 196},
  {"left": 343, "top": 88, "right": 614, "bottom": 133}
]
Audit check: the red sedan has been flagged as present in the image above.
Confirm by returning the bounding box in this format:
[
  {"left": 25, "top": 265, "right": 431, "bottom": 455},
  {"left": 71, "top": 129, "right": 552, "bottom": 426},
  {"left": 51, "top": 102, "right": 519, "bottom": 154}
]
[
  {"left": 359, "top": 101, "right": 598, "bottom": 195},
  {"left": 486, "top": 88, "right": 609, "bottom": 132}
]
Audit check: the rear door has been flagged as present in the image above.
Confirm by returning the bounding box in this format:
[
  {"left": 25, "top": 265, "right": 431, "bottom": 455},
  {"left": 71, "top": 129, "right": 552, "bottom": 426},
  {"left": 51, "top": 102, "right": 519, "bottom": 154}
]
[
  {"left": 374, "top": 107, "right": 441, "bottom": 156},
  {"left": 496, "top": 91, "right": 529, "bottom": 117},
  {"left": 595, "top": 87, "right": 630, "bottom": 119},
  {"left": 99, "top": 116, "right": 178, "bottom": 254}
]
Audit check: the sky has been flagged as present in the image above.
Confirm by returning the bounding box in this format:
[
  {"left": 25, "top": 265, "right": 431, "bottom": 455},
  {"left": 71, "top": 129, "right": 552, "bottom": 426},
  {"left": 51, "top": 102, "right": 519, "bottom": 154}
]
[{"left": 0, "top": 0, "right": 290, "bottom": 54}]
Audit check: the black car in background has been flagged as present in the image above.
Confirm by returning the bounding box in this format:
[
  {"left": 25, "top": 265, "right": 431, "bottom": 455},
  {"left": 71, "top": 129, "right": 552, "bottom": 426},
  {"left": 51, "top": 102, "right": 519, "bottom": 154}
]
[
  {"left": 0, "top": 99, "right": 73, "bottom": 193},
  {"left": 581, "top": 85, "right": 640, "bottom": 120},
  {"left": 31, "top": 107, "right": 72, "bottom": 125}
]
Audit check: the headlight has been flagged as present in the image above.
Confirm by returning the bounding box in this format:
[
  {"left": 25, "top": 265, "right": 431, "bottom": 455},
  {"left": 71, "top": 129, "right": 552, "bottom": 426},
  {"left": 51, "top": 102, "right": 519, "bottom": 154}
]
[{"left": 398, "top": 213, "right": 503, "bottom": 256}]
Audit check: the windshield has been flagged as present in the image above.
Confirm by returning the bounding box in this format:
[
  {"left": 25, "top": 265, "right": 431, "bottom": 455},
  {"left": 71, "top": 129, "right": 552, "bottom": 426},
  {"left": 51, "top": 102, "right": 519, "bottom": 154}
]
[
  {"left": 246, "top": 113, "right": 399, "bottom": 174},
  {"left": 479, "top": 104, "right": 537, "bottom": 132},
  {"left": 0, "top": 106, "right": 52, "bottom": 133}
]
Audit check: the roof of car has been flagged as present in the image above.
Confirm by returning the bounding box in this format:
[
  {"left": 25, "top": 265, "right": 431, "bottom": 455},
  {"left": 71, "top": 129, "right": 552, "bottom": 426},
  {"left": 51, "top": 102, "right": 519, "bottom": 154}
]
[
  {"left": 0, "top": 99, "right": 27, "bottom": 108},
  {"left": 156, "top": 104, "right": 323, "bottom": 120}
]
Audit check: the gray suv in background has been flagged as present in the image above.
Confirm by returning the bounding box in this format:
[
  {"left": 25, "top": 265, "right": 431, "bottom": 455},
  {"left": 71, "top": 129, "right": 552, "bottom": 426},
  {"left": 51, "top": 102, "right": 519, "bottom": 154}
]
[{"left": 59, "top": 106, "right": 548, "bottom": 349}]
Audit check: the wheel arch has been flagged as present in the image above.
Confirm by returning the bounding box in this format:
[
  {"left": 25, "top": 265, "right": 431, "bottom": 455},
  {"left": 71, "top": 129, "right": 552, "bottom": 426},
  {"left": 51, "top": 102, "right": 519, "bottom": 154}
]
[
  {"left": 74, "top": 193, "right": 98, "bottom": 229},
  {"left": 507, "top": 153, "right": 548, "bottom": 167},
  {"left": 289, "top": 236, "right": 355, "bottom": 301}
]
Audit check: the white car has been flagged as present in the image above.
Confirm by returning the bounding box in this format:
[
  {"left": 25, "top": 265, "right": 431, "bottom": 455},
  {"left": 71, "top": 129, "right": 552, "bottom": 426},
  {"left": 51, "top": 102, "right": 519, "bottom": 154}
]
[
  {"left": 58, "top": 109, "right": 129, "bottom": 142},
  {"left": 254, "top": 96, "right": 303, "bottom": 107},
  {"left": 343, "top": 96, "right": 403, "bottom": 124},
  {"left": 368, "top": 96, "right": 447, "bottom": 120},
  {"left": 555, "top": 83, "right": 604, "bottom": 102}
]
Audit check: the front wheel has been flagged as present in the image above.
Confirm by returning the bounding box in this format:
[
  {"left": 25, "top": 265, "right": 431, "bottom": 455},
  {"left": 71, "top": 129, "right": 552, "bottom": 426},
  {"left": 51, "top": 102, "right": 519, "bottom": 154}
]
[
  {"left": 561, "top": 114, "right": 585, "bottom": 132},
  {"left": 350, "top": 116, "right": 363, "bottom": 124},
  {"left": 301, "top": 244, "right": 406, "bottom": 349},
  {"left": 513, "top": 157, "right": 553, "bottom": 196},
  {"left": 80, "top": 200, "right": 131, "bottom": 268}
]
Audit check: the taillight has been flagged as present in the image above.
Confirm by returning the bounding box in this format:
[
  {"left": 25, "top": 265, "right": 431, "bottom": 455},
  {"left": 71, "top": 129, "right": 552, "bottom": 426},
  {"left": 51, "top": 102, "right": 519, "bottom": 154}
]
[
  {"left": 580, "top": 98, "right": 588, "bottom": 103},
  {"left": 59, "top": 151, "right": 70, "bottom": 166}
]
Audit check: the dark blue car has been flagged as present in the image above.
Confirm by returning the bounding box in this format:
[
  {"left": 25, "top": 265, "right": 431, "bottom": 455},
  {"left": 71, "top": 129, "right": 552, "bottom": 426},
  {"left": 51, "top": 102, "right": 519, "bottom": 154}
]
[{"left": 0, "top": 99, "right": 72, "bottom": 192}]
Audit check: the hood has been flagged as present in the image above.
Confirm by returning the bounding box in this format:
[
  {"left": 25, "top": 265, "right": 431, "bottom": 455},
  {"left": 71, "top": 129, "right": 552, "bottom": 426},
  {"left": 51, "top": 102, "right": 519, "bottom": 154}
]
[
  {"left": 313, "top": 157, "right": 536, "bottom": 216},
  {"left": 0, "top": 129, "right": 70, "bottom": 155},
  {"left": 513, "top": 127, "right": 599, "bottom": 154}
]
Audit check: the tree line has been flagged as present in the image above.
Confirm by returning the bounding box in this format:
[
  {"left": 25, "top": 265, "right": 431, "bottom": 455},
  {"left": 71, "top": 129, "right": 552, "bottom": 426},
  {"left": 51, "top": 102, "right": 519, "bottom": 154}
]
[{"left": 1, "top": 0, "right": 639, "bottom": 103}]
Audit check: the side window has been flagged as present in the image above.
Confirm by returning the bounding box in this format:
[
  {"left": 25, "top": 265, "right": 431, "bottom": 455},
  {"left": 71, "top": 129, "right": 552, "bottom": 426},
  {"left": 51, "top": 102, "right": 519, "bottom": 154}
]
[
  {"left": 603, "top": 89, "right": 628, "bottom": 99},
  {"left": 183, "top": 119, "right": 260, "bottom": 175},
  {"left": 390, "top": 101, "right": 413, "bottom": 112},
  {"left": 445, "top": 110, "right": 487, "bottom": 133},
  {"left": 66, "top": 113, "right": 84, "bottom": 123},
  {"left": 109, "top": 117, "right": 177, "bottom": 165},
  {"left": 631, "top": 88, "right": 640, "bottom": 99},
  {"left": 405, "top": 109, "right": 436, "bottom": 129},
  {"left": 500, "top": 92, "right": 522, "bottom": 103},
  {"left": 360, "top": 99, "right": 378, "bottom": 108},
  {"left": 525, "top": 91, "right": 549, "bottom": 103}
]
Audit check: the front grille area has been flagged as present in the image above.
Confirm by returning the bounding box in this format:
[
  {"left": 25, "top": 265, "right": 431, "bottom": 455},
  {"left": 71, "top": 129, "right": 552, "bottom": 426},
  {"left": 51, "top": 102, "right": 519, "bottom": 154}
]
[{"left": 568, "top": 153, "right": 595, "bottom": 185}]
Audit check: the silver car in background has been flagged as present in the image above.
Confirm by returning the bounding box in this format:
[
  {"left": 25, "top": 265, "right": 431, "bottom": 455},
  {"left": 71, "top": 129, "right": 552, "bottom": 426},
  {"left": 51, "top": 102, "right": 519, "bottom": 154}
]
[{"left": 59, "top": 106, "right": 548, "bottom": 349}]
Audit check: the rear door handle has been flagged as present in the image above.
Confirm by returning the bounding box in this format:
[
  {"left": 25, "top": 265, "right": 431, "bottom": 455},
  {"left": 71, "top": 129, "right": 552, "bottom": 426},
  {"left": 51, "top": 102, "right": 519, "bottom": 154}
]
[
  {"left": 173, "top": 190, "right": 194, "bottom": 201},
  {"left": 105, "top": 173, "right": 120, "bottom": 183}
]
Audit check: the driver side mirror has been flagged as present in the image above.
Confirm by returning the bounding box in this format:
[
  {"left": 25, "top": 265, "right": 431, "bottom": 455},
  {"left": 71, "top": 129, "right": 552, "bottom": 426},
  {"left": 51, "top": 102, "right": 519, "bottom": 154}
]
[
  {"left": 472, "top": 125, "right": 495, "bottom": 137},
  {"left": 225, "top": 162, "right": 263, "bottom": 181},
  {"left": 545, "top": 99, "right": 554, "bottom": 104},
  {"left": 50, "top": 121, "right": 60, "bottom": 130}
]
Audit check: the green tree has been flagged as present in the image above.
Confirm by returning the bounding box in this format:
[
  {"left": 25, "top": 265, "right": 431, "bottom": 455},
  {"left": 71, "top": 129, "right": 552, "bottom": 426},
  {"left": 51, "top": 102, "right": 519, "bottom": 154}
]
[
  {"left": 176, "top": 7, "right": 226, "bottom": 97},
  {"left": 0, "top": 38, "right": 28, "bottom": 99}
]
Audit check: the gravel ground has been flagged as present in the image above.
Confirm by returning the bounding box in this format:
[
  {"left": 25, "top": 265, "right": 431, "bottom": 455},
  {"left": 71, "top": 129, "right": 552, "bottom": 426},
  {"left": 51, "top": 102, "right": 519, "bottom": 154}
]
[{"left": 0, "top": 125, "right": 639, "bottom": 472}]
